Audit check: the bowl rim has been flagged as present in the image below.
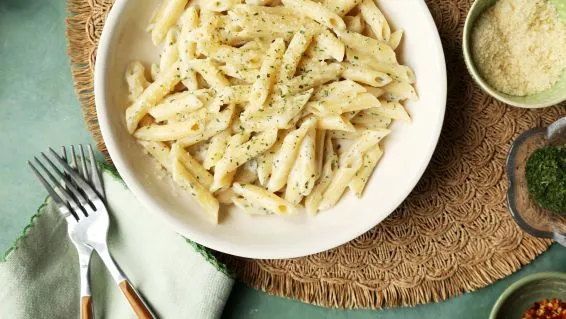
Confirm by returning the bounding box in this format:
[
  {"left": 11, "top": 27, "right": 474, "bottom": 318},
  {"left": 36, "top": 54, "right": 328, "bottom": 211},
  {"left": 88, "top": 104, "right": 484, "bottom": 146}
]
[
  {"left": 462, "top": 0, "right": 566, "bottom": 109},
  {"left": 490, "top": 272, "right": 566, "bottom": 319},
  {"left": 93, "top": 0, "right": 447, "bottom": 258}
]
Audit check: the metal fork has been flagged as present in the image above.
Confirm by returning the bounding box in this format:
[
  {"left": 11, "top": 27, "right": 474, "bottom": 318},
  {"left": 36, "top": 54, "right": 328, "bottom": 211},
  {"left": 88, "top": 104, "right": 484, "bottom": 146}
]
[
  {"left": 29, "top": 146, "right": 156, "bottom": 319},
  {"left": 60, "top": 145, "right": 98, "bottom": 319}
]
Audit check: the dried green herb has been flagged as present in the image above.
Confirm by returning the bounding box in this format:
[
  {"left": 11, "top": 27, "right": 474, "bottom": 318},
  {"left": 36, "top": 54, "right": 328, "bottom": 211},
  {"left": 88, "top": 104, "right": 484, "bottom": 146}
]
[{"left": 525, "top": 146, "right": 566, "bottom": 213}]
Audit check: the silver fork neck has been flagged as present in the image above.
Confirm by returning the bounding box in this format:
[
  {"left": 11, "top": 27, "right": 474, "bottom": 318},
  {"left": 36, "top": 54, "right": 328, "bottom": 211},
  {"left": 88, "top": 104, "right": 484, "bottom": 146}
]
[{"left": 96, "top": 245, "right": 127, "bottom": 283}]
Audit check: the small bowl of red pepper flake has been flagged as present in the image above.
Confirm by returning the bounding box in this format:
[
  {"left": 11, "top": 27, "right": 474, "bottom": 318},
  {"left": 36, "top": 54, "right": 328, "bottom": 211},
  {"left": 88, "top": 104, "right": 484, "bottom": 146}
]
[
  {"left": 490, "top": 272, "right": 566, "bottom": 319},
  {"left": 522, "top": 298, "right": 566, "bottom": 319}
]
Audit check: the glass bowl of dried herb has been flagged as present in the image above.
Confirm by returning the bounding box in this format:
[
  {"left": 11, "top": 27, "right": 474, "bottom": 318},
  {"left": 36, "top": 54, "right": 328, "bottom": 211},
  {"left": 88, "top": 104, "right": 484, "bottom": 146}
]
[{"left": 507, "top": 117, "right": 566, "bottom": 243}]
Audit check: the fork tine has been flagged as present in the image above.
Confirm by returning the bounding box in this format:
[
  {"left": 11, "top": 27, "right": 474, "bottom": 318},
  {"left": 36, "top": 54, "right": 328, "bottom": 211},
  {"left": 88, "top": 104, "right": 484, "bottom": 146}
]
[
  {"left": 40, "top": 152, "right": 92, "bottom": 207},
  {"left": 79, "top": 145, "right": 89, "bottom": 182},
  {"left": 31, "top": 159, "right": 80, "bottom": 221},
  {"left": 87, "top": 145, "right": 105, "bottom": 199},
  {"left": 61, "top": 146, "right": 73, "bottom": 187},
  {"left": 33, "top": 156, "right": 87, "bottom": 215},
  {"left": 63, "top": 146, "right": 83, "bottom": 191},
  {"left": 71, "top": 145, "right": 81, "bottom": 176},
  {"left": 29, "top": 161, "right": 66, "bottom": 206},
  {"left": 48, "top": 148, "right": 100, "bottom": 201}
]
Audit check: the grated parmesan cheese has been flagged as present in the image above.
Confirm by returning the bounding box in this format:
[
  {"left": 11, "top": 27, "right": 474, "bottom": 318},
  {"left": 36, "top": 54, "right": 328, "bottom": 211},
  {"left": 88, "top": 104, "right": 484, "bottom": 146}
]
[{"left": 471, "top": 0, "right": 566, "bottom": 96}]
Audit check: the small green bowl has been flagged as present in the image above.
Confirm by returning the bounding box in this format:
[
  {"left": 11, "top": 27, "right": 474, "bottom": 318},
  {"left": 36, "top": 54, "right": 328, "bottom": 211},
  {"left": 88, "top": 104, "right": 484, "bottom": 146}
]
[
  {"left": 463, "top": 0, "right": 566, "bottom": 108},
  {"left": 490, "top": 272, "right": 566, "bottom": 318}
]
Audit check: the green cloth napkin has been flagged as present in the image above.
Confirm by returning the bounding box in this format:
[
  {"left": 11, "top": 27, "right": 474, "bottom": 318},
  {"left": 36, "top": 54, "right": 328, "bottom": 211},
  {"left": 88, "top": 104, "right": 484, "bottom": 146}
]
[{"left": 0, "top": 168, "right": 234, "bottom": 318}]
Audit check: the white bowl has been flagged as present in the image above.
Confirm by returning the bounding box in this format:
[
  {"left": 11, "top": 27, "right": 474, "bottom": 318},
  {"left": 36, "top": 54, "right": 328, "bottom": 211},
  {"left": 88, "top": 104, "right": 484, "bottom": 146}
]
[{"left": 95, "top": 0, "right": 446, "bottom": 259}]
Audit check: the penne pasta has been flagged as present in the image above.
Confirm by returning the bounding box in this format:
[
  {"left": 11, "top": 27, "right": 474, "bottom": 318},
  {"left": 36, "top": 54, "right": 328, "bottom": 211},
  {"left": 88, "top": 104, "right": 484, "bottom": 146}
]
[
  {"left": 178, "top": 6, "right": 199, "bottom": 90},
  {"left": 199, "top": 41, "right": 263, "bottom": 69},
  {"left": 267, "top": 117, "right": 317, "bottom": 192},
  {"left": 134, "top": 109, "right": 206, "bottom": 141},
  {"left": 308, "top": 92, "right": 380, "bottom": 115},
  {"left": 349, "top": 145, "right": 383, "bottom": 197},
  {"left": 159, "top": 27, "right": 180, "bottom": 74},
  {"left": 340, "top": 129, "right": 389, "bottom": 166},
  {"left": 278, "top": 30, "right": 314, "bottom": 82},
  {"left": 241, "top": 89, "right": 313, "bottom": 130},
  {"left": 276, "top": 62, "right": 343, "bottom": 96},
  {"left": 249, "top": 38, "right": 286, "bottom": 108},
  {"left": 363, "top": 85, "right": 385, "bottom": 98},
  {"left": 187, "top": 140, "right": 210, "bottom": 164},
  {"left": 138, "top": 140, "right": 172, "bottom": 171},
  {"left": 172, "top": 159, "right": 220, "bottom": 223},
  {"left": 171, "top": 143, "right": 214, "bottom": 189},
  {"left": 177, "top": 104, "right": 235, "bottom": 147},
  {"left": 365, "top": 101, "right": 411, "bottom": 122},
  {"left": 336, "top": 29, "right": 396, "bottom": 64},
  {"left": 234, "top": 160, "right": 259, "bottom": 184},
  {"left": 228, "top": 7, "right": 320, "bottom": 41},
  {"left": 311, "top": 79, "right": 366, "bottom": 101},
  {"left": 232, "top": 196, "right": 271, "bottom": 215},
  {"left": 202, "top": 0, "right": 243, "bottom": 12},
  {"left": 215, "top": 188, "right": 236, "bottom": 205},
  {"left": 318, "top": 153, "right": 363, "bottom": 210},
  {"left": 150, "top": 63, "right": 160, "bottom": 82},
  {"left": 345, "top": 47, "right": 415, "bottom": 83},
  {"left": 305, "top": 135, "right": 338, "bottom": 214},
  {"left": 285, "top": 126, "right": 317, "bottom": 203},
  {"left": 307, "top": 30, "right": 345, "bottom": 62},
  {"left": 125, "top": 62, "right": 182, "bottom": 133},
  {"left": 234, "top": 4, "right": 294, "bottom": 15},
  {"left": 209, "top": 132, "right": 250, "bottom": 191},
  {"left": 125, "top": 61, "right": 151, "bottom": 103},
  {"left": 388, "top": 30, "right": 404, "bottom": 51},
  {"left": 341, "top": 62, "right": 392, "bottom": 87},
  {"left": 327, "top": 129, "right": 360, "bottom": 140},
  {"left": 208, "top": 85, "right": 251, "bottom": 112},
  {"left": 359, "top": 0, "right": 391, "bottom": 42},
  {"left": 344, "top": 14, "right": 364, "bottom": 33},
  {"left": 381, "top": 80, "right": 418, "bottom": 102},
  {"left": 323, "top": 0, "right": 363, "bottom": 16},
  {"left": 203, "top": 130, "right": 231, "bottom": 169},
  {"left": 317, "top": 115, "right": 356, "bottom": 132},
  {"left": 282, "top": 0, "right": 346, "bottom": 30},
  {"left": 256, "top": 133, "right": 284, "bottom": 185},
  {"left": 187, "top": 59, "right": 231, "bottom": 87},
  {"left": 148, "top": 90, "right": 207, "bottom": 122},
  {"left": 219, "top": 64, "right": 259, "bottom": 84},
  {"left": 151, "top": 0, "right": 188, "bottom": 45},
  {"left": 213, "top": 129, "right": 278, "bottom": 185},
  {"left": 352, "top": 110, "right": 393, "bottom": 127},
  {"left": 233, "top": 183, "right": 297, "bottom": 215},
  {"left": 315, "top": 129, "right": 326, "bottom": 175}
]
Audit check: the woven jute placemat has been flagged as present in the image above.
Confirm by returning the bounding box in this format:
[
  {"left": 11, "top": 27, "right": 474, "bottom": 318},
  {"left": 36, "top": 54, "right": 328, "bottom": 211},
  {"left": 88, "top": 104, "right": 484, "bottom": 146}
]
[{"left": 66, "top": 0, "right": 566, "bottom": 308}]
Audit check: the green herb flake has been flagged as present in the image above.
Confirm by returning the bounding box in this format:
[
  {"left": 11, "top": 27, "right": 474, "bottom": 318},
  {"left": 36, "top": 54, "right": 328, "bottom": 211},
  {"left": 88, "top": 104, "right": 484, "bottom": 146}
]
[{"left": 526, "top": 146, "right": 566, "bottom": 213}]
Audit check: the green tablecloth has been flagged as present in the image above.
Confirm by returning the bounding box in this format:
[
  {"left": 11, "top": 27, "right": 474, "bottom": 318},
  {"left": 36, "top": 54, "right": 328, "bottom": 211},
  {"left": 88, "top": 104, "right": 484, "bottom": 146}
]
[{"left": 2, "top": 0, "right": 566, "bottom": 318}]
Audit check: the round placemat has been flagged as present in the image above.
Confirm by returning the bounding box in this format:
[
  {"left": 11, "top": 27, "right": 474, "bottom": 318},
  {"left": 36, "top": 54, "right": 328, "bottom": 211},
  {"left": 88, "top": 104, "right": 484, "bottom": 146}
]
[{"left": 66, "top": 0, "right": 566, "bottom": 308}]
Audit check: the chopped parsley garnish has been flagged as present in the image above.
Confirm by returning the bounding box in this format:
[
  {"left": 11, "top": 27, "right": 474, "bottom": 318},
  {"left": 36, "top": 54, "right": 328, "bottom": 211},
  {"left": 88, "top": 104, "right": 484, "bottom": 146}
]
[{"left": 526, "top": 146, "right": 566, "bottom": 213}]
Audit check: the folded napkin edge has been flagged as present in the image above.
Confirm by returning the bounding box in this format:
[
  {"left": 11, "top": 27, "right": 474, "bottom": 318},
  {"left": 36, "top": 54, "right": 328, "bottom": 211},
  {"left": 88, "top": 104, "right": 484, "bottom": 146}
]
[
  {"left": 1, "top": 196, "right": 49, "bottom": 263},
  {"left": 185, "top": 240, "right": 232, "bottom": 277}
]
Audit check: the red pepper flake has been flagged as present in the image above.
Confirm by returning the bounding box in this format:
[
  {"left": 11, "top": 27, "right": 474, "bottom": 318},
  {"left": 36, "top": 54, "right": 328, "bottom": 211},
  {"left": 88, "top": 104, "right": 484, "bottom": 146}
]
[{"left": 522, "top": 298, "right": 566, "bottom": 319}]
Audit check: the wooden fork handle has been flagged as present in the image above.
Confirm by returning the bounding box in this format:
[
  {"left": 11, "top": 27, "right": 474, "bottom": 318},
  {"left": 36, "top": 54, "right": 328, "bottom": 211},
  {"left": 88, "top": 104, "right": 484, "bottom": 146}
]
[
  {"left": 81, "top": 296, "right": 93, "bottom": 319},
  {"left": 119, "top": 280, "right": 154, "bottom": 319}
]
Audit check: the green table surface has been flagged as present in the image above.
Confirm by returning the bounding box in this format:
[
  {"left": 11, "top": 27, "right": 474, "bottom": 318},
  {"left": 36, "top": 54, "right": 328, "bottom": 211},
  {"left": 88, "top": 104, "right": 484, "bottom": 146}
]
[{"left": 2, "top": 1, "right": 566, "bottom": 318}]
